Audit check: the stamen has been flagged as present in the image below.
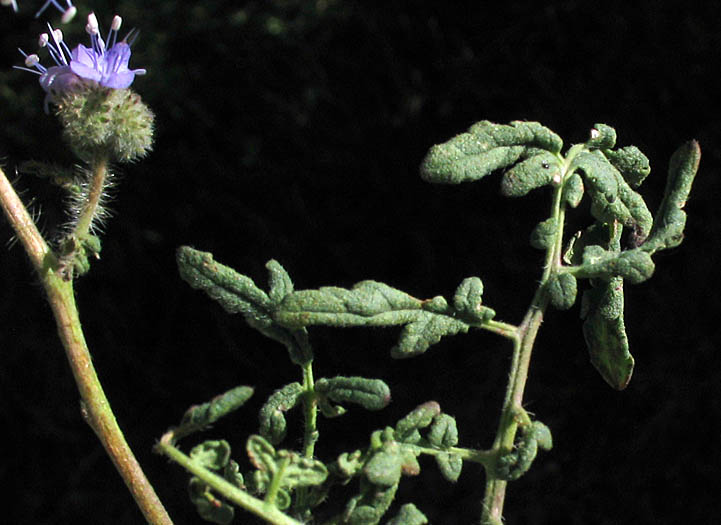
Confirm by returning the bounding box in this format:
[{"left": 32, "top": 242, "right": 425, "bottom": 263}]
[
  {"left": 53, "top": 28, "right": 64, "bottom": 44},
  {"left": 108, "top": 15, "right": 123, "bottom": 48},
  {"left": 1, "top": 0, "right": 18, "bottom": 12},
  {"left": 25, "top": 54, "right": 41, "bottom": 68},
  {"left": 61, "top": 6, "right": 77, "bottom": 24},
  {"left": 39, "top": 33, "right": 50, "bottom": 48},
  {"left": 86, "top": 12, "right": 99, "bottom": 35}
]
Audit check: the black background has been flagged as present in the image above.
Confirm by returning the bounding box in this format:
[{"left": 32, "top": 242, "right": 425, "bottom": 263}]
[{"left": 1, "top": 1, "right": 720, "bottom": 524}]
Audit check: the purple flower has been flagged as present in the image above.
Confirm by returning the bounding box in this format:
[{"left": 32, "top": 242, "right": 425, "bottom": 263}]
[{"left": 15, "top": 12, "right": 146, "bottom": 110}]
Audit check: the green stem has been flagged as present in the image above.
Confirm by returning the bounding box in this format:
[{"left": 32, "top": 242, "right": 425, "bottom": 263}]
[
  {"left": 301, "top": 361, "right": 319, "bottom": 459},
  {"left": 0, "top": 167, "right": 173, "bottom": 525},
  {"left": 480, "top": 150, "right": 574, "bottom": 525},
  {"left": 294, "top": 360, "right": 319, "bottom": 518},
  {"left": 156, "top": 436, "right": 303, "bottom": 525}
]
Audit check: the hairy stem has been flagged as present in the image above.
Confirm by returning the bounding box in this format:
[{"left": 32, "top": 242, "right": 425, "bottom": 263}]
[
  {"left": 157, "top": 435, "right": 304, "bottom": 525},
  {"left": 480, "top": 152, "right": 571, "bottom": 524},
  {"left": 73, "top": 155, "right": 109, "bottom": 239},
  {"left": 294, "top": 360, "right": 319, "bottom": 517},
  {"left": 0, "top": 167, "right": 173, "bottom": 525}
]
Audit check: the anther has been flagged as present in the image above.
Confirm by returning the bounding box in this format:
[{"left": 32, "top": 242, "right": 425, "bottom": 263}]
[
  {"left": 39, "top": 33, "right": 50, "bottom": 47},
  {"left": 86, "top": 12, "right": 99, "bottom": 35},
  {"left": 25, "top": 54, "right": 41, "bottom": 68},
  {"left": 111, "top": 15, "right": 122, "bottom": 32},
  {"left": 61, "top": 6, "right": 77, "bottom": 24}
]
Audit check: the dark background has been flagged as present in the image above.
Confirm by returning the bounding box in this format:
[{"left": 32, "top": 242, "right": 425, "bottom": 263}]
[{"left": 1, "top": 1, "right": 719, "bottom": 524}]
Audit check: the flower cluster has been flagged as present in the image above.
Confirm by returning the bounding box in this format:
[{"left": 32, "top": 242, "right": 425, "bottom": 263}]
[
  {"left": 16, "top": 12, "right": 146, "bottom": 111},
  {"left": 2, "top": 0, "right": 77, "bottom": 22}
]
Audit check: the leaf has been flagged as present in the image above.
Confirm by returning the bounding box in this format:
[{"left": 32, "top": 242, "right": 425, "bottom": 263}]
[
  {"left": 530, "top": 217, "right": 557, "bottom": 250},
  {"left": 364, "top": 447, "right": 403, "bottom": 487},
  {"left": 246, "top": 434, "right": 277, "bottom": 474},
  {"left": 452, "top": 277, "right": 495, "bottom": 324},
  {"left": 575, "top": 247, "right": 655, "bottom": 284},
  {"left": 494, "top": 423, "right": 541, "bottom": 481},
  {"left": 259, "top": 382, "right": 304, "bottom": 445},
  {"left": 395, "top": 402, "right": 441, "bottom": 444},
  {"left": 177, "top": 246, "right": 272, "bottom": 320},
  {"left": 420, "top": 120, "right": 562, "bottom": 185},
  {"left": 547, "top": 272, "right": 577, "bottom": 310},
  {"left": 246, "top": 436, "right": 328, "bottom": 493},
  {"left": 177, "top": 248, "right": 313, "bottom": 365},
  {"left": 562, "top": 172, "right": 584, "bottom": 208},
  {"left": 277, "top": 451, "right": 328, "bottom": 488},
  {"left": 190, "top": 440, "right": 231, "bottom": 470},
  {"left": 274, "top": 280, "right": 472, "bottom": 358},
  {"left": 428, "top": 413, "right": 459, "bottom": 449},
  {"left": 604, "top": 145, "right": 651, "bottom": 188},
  {"left": 267, "top": 259, "right": 294, "bottom": 304},
  {"left": 500, "top": 151, "right": 560, "bottom": 197},
  {"left": 386, "top": 503, "right": 428, "bottom": 525},
  {"left": 391, "top": 311, "right": 469, "bottom": 358},
  {"left": 188, "top": 477, "right": 235, "bottom": 525},
  {"left": 180, "top": 385, "right": 254, "bottom": 433},
  {"left": 531, "top": 421, "right": 553, "bottom": 451},
  {"left": 275, "top": 280, "right": 422, "bottom": 328},
  {"left": 581, "top": 277, "right": 634, "bottom": 390},
  {"left": 223, "top": 460, "right": 245, "bottom": 488},
  {"left": 316, "top": 376, "right": 391, "bottom": 411},
  {"left": 435, "top": 452, "right": 463, "bottom": 482},
  {"left": 586, "top": 123, "right": 617, "bottom": 150},
  {"left": 571, "top": 151, "right": 653, "bottom": 240},
  {"left": 642, "top": 140, "right": 701, "bottom": 254}
]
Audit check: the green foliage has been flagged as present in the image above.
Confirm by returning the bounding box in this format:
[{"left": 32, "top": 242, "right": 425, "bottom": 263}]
[
  {"left": 176, "top": 248, "right": 312, "bottom": 365},
  {"left": 581, "top": 277, "right": 633, "bottom": 390},
  {"left": 386, "top": 504, "right": 428, "bottom": 525},
  {"left": 642, "top": 141, "right": 701, "bottom": 253},
  {"left": 165, "top": 120, "right": 700, "bottom": 524},
  {"left": 316, "top": 376, "right": 391, "bottom": 412},
  {"left": 495, "top": 420, "right": 553, "bottom": 481},
  {"left": 530, "top": 217, "right": 557, "bottom": 250},
  {"left": 562, "top": 172, "right": 584, "bottom": 208},
  {"left": 246, "top": 434, "right": 328, "bottom": 492},
  {"left": 259, "top": 383, "right": 303, "bottom": 445},
  {"left": 547, "top": 273, "right": 577, "bottom": 311},
  {"left": 500, "top": 151, "right": 561, "bottom": 197},
  {"left": 420, "top": 120, "right": 562, "bottom": 185},
  {"left": 570, "top": 150, "right": 653, "bottom": 242},
  {"left": 180, "top": 386, "right": 255, "bottom": 435},
  {"left": 604, "top": 146, "right": 651, "bottom": 188}
]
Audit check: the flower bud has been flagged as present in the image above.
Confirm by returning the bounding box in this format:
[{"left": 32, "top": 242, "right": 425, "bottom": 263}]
[{"left": 54, "top": 85, "right": 154, "bottom": 162}]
